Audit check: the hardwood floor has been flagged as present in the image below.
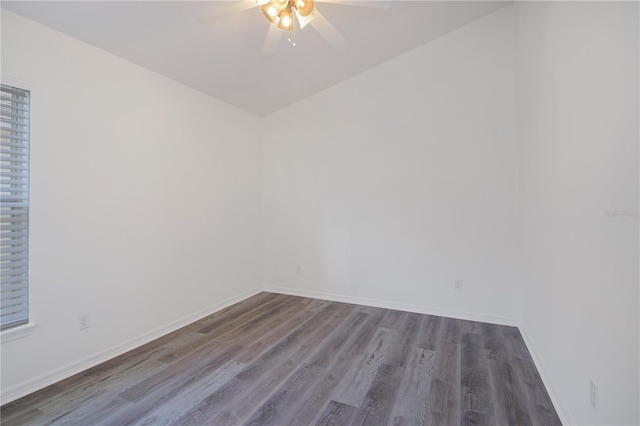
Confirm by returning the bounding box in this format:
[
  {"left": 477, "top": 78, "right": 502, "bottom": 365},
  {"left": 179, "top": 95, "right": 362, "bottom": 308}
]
[{"left": 1, "top": 293, "right": 561, "bottom": 425}]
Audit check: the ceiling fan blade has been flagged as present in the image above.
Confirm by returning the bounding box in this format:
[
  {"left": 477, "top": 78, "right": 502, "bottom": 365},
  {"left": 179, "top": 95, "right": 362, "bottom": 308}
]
[
  {"left": 262, "top": 23, "right": 284, "bottom": 55},
  {"left": 295, "top": 9, "right": 315, "bottom": 29},
  {"left": 309, "top": 9, "right": 347, "bottom": 51},
  {"left": 197, "top": 0, "right": 262, "bottom": 23},
  {"left": 318, "top": 0, "right": 392, "bottom": 10}
]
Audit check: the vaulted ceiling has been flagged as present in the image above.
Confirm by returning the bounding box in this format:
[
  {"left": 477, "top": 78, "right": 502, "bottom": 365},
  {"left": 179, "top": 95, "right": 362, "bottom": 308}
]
[{"left": 2, "top": 1, "right": 510, "bottom": 116}]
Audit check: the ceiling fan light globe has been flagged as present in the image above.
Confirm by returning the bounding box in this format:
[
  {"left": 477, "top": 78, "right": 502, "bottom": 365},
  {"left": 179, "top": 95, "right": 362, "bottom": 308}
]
[
  {"left": 271, "top": 0, "right": 289, "bottom": 12},
  {"left": 295, "top": 0, "right": 314, "bottom": 17},
  {"left": 261, "top": 4, "right": 279, "bottom": 23},
  {"left": 277, "top": 10, "right": 294, "bottom": 31}
]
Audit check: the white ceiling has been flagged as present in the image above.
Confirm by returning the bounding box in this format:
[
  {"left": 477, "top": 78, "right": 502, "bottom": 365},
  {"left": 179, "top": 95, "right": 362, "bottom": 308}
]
[{"left": 2, "top": 1, "right": 510, "bottom": 116}]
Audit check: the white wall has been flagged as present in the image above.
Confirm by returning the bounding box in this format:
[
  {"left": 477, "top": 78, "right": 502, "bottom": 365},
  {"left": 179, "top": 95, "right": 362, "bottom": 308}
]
[
  {"left": 3, "top": 3, "right": 638, "bottom": 424},
  {"left": 0, "top": 10, "right": 262, "bottom": 402},
  {"left": 262, "top": 7, "right": 520, "bottom": 324},
  {"left": 516, "top": 2, "right": 639, "bottom": 424}
]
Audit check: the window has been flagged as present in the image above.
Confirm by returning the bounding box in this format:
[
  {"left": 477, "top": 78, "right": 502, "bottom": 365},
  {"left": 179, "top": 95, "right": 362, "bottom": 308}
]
[{"left": 1, "top": 84, "right": 30, "bottom": 331}]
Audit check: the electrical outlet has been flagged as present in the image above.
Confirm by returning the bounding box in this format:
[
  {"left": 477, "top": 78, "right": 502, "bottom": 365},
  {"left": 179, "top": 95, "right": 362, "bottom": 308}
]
[
  {"left": 455, "top": 280, "right": 463, "bottom": 291},
  {"left": 590, "top": 380, "right": 598, "bottom": 410},
  {"left": 79, "top": 313, "right": 91, "bottom": 330},
  {"left": 296, "top": 265, "right": 301, "bottom": 274}
]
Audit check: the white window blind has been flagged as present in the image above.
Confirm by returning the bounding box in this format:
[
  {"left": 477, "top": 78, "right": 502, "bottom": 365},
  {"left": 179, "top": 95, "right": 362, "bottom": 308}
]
[{"left": 1, "top": 84, "right": 30, "bottom": 331}]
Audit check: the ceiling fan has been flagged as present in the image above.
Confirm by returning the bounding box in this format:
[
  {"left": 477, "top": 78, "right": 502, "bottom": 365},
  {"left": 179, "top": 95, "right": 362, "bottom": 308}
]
[{"left": 198, "top": 0, "right": 391, "bottom": 55}]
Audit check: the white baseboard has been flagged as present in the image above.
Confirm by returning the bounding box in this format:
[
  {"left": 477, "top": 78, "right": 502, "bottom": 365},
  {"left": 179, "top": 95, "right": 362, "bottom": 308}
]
[
  {"left": 518, "top": 324, "right": 575, "bottom": 425},
  {"left": 0, "top": 287, "right": 261, "bottom": 405},
  {"left": 263, "top": 285, "right": 519, "bottom": 327}
]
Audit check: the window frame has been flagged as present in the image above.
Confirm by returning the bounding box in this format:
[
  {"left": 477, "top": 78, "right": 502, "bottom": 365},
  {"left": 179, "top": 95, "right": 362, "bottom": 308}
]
[{"left": 1, "top": 79, "right": 32, "bottom": 335}]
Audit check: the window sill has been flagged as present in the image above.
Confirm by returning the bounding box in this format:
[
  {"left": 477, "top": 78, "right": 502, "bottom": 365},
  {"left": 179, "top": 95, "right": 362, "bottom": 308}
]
[{"left": 1, "top": 322, "right": 37, "bottom": 343}]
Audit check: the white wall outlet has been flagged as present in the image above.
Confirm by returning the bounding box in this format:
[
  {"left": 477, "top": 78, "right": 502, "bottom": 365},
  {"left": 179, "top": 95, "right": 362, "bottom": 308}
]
[
  {"left": 79, "top": 313, "right": 91, "bottom": 330},
  {"left": 296, "top": 264, "right": 301, "bottom": 274},
  {"left": 455, "top": 280, "right": 463, "bottom": 291},
  {"left": 590, "top": 380, "right": 598, "bottom": 410}
]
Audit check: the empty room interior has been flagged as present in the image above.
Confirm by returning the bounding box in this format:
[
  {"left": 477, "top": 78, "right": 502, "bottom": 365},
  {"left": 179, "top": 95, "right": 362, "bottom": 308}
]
[{"left": 0, "top": 1, "right": 638, "bottom": 425}]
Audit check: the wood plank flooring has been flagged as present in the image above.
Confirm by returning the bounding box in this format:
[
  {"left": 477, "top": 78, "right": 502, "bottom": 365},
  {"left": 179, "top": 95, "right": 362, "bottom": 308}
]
[{"left": 1, "top": 293, "right": 561, "bottom": 425}]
